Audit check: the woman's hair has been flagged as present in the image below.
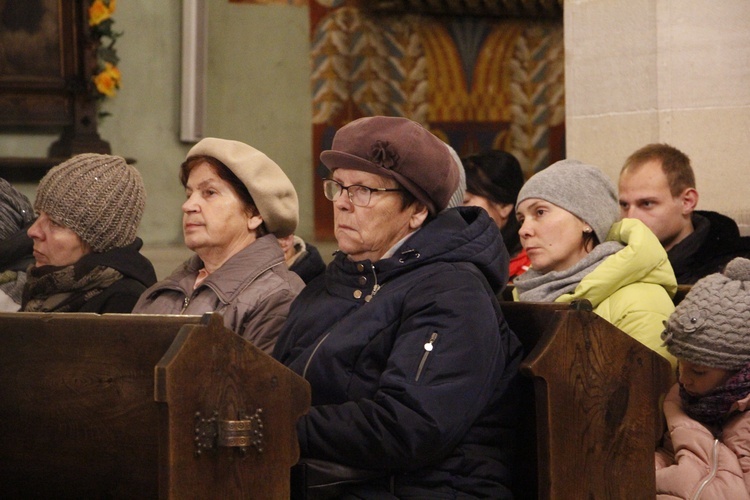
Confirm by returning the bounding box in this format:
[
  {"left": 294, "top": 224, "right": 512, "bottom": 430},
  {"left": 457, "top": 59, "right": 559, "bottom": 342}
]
[
  {"left": 180, "top": 155, "right": 267, "bottom": 236},
  {"left": 582, "top": 227, "right": 600, "bottom": 250},
  {"left": 462, "top": 150, "right": 525, "bottom": 254}
]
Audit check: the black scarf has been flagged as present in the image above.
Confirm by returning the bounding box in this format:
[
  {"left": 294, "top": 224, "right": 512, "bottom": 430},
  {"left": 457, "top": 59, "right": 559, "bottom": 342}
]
[
  {"left": 680, "top": 361, "right": 750, "bottom": 437},
  {"left": 22, "top": 262, "right": 122, "bottom": 312}
]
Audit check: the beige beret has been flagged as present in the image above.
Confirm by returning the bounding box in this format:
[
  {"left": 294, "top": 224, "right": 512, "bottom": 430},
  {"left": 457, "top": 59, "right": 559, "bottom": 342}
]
[{"left": 186, "top": 138, "right": 299, "bottom": 237}]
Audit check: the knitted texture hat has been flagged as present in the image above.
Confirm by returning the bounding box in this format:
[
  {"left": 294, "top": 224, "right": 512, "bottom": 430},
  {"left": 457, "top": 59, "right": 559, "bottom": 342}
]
[
  {"left": 187, "top": 138, "right": 298, "bottom": 238},
  {"left": 320, "top": 116, "right": 459, "bottom": 215},
  {"left": 0, "top": 178, "right": 33, "bottom": 240},
  {"left": 516, "top": 159, "right": 619, "bottom": 243},
  {"left": 444, "top": 144, "right": 467, "bottom": 211},
  {"left": 35, "top": 154, "right": 145, "bottom": 253},
  {"left": 662, "top": 257, "right": 750, "bottom": 370}
]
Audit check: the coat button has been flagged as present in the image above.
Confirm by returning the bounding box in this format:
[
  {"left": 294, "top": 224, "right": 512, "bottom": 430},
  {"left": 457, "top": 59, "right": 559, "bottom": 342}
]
[
  {"left": 358, "top": 276, "right": 367, "bottom": 286},
  {"left": 353, "top": 290, "right": 363, "bottom": 299},
  {"left": 357, "top": 263, "right": 365, "bottom": 272}
]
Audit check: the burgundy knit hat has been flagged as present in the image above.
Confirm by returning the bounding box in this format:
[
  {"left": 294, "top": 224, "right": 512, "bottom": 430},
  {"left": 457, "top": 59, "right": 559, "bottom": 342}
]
[{"left": 320, "top": 116, "right": 459, "bottom": 214}]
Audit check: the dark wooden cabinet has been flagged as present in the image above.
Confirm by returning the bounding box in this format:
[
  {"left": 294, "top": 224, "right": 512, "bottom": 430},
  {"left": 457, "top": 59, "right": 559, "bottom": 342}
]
[{"left": 0, "top": 0, "right": 111, "bottom": 180}]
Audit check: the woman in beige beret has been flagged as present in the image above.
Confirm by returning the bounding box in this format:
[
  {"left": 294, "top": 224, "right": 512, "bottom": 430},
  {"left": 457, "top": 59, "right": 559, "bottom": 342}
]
[{"left": 133, "top": 138, "right": 304, "bottom": 354}]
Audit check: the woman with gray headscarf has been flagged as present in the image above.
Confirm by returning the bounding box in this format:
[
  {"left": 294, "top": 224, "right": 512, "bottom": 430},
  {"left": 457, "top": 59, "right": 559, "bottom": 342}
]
[
  {"left": 0, "top": 178, "right": 34, "bottom": 311},
  {"left": 513, "top": 159, "right": 677, "bottom": 365}
]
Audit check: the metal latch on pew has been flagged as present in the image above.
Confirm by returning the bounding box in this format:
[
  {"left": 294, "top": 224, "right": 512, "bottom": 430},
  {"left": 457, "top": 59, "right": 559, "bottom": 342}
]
[{"left": 194, "top": 408, "right": 264, "bottom": 456}]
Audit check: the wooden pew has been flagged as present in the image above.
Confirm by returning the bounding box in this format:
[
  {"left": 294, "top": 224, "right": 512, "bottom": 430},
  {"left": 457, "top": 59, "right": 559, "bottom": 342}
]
[
  {"left": 502, "top": 300, "right": 674, "bottom": 500},
  {"left": 0, "top": 312, "right": 310, "bottom": 499}
]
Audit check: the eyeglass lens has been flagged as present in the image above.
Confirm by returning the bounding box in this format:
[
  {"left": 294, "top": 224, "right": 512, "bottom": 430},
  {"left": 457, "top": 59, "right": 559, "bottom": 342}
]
[{"left": 323, "top": 180, "right": 370, "bottom": 206}]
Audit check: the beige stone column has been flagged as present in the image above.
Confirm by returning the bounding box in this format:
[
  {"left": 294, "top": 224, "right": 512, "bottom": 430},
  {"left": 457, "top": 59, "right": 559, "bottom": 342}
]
[{"left": 565, "top": 0, "right": 750, "bottom": 232}]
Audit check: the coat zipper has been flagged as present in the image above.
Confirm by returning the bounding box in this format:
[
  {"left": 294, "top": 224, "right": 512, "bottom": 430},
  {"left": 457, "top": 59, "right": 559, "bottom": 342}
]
[
  {"left": 175, "top": 261, "right": 277, "bottom": 315},
  {"left": 692, "top": 438, "right": 720, "bottom": 500},
  {"left": 302, "top": 331, "right": 332, "bottom": 379},
  {"left": 180, "top": 296, "right": 190, "bottom": 314},
  {"left": 365, "top": 265, "right": 381, "bottom": 302},
  {"left": 415, "top": 332, "right": 438, "bottom": 382},
  {"left": 304, "top": 265, "right": 380, "bottom": 379}
]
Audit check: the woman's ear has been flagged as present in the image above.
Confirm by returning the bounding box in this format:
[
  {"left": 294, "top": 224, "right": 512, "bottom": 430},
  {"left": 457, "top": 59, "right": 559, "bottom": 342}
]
[
  {"left": 247, "top": 213, "right": 264, "bottom": 232},
  {"left": 409, "top": 203, "right": 429, "bottom": 229}
]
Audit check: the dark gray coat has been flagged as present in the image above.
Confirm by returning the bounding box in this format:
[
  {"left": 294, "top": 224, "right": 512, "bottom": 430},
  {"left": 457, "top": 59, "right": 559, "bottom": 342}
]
[{"left": 133, "top": 234, "right": 304, "bottom": 354}]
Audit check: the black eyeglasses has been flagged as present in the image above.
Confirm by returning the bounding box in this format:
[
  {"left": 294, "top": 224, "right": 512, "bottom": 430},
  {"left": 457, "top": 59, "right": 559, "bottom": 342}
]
[{"left": 323, "top": 179, "right": 403, "bottom": 207}]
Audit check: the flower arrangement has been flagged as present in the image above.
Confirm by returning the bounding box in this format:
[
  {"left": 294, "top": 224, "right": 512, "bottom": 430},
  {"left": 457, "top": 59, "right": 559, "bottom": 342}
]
[{"left": 89, "top": 0, "right": 122, "bottom": 114}]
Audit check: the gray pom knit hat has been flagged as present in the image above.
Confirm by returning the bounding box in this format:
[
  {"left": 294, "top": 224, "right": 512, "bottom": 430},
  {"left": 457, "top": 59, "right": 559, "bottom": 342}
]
[
  {"left": 0, "top": 178, "right": 33, "bottom": 240},
  {"left": 516, "top": 159, "right": 619, "bottom": 244},
  {"left": 35, "top": 154, "right": 145, "bottom": 253},
  {"left": 661, "top": 257, "right": 750, "bottom": 370}
]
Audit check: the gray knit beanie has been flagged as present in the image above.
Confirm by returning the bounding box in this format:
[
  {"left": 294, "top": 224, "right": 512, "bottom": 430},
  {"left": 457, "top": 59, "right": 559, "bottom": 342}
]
[
  {"left": 444, "top": 144, "right": 467, "bottom": 211},
  {"left": 35, "top": 154, "right": 145, "bottom": 253},
  {"left": 516, "top": 159, "right": 619, "bottom": 243},
  {"left": 661, "top": 257, "right": 750, "bottom": 370},
  {"left": 0, "top": 178, "right": 33, "bottom": 240}
]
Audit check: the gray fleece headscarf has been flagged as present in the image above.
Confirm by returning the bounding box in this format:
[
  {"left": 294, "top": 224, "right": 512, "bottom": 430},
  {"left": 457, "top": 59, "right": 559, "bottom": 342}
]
[{"left": 516, "top": 159, "right": 619, "bottom": 244}]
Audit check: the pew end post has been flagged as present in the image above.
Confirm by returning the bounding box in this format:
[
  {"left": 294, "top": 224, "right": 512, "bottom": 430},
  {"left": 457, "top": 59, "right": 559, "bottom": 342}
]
[{"left": 501, "top": 301, "right": 674, "bottom": 499}]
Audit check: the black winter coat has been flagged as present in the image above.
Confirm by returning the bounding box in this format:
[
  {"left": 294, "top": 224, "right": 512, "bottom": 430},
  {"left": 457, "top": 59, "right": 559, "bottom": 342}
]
[
  {"left": 0, "top": 222, "right": 34, "bottom": 272},
  {"left": 669, "top": 211, "right": 750, "bottom": 284},
  {"left": 76, "top": 238, "right": 157, "bottom": 313},
  {"left": 273, "top": 207, "right": 523, "bottom": 498}
]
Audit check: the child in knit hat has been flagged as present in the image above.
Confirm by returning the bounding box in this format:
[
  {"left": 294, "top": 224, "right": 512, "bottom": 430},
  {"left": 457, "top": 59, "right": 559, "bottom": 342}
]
[
  {"left": 22, "top": 154, "right": 156, "bottom": 313},
  {"left": 656, "top": 257, "right": 750, "bottom": 498}
]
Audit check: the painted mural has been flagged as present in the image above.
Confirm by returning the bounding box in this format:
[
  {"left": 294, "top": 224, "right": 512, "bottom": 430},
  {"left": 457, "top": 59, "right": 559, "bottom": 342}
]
[
  {"left": 228, "top": 0, "right": 565, "bottom": 238},
  {"left": 229, "top": 0, "right": 307, "bottom": 5},
  {"left": 309, "top": 0, "right": 564, "bottom": 238}
]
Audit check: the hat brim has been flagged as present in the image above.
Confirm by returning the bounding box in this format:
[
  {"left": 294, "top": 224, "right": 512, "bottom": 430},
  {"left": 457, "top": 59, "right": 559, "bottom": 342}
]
[{"left": 320, "top": 150, "right": 437, "bottom": 214}]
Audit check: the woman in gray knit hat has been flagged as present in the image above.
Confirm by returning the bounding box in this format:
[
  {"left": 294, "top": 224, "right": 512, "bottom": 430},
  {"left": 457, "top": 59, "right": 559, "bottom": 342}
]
[
  {"left": 132, "top": 138, "right": 304, "bottom": 355},
  {"left": 655, "top": 257, "right": 750, "bottom": 498},
  {"left": 21, "top": 154, "right": 157, "bottom": 313},
  {"left": 0, "top": 178, "right": 34, "bottom": 311},
  {"left": 513, "top": 159, "right": 677, "bottom": 365}
]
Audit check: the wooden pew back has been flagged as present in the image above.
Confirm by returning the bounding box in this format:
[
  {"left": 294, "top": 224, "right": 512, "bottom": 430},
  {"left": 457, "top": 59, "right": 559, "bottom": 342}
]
[
  {"left": 501, "top": 301, "right": 674, "bottom": 500},
  {"left": 0, "top": 312, "right": 310, "bottom": 499}
]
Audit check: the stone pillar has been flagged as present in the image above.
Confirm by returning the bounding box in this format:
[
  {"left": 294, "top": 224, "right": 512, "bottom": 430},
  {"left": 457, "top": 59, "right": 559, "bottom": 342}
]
[{"left": 565, "top": 0, "right": 750, "bottom": 232}]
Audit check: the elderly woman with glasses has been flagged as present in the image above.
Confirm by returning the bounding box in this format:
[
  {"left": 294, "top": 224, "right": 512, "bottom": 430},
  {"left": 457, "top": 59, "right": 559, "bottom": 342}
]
[
  {"left": 273, "top": 116, "right": 523, "bottom": 498},
  {"left": 133, "top": 138, "right": 304, "bottom": 354}
]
